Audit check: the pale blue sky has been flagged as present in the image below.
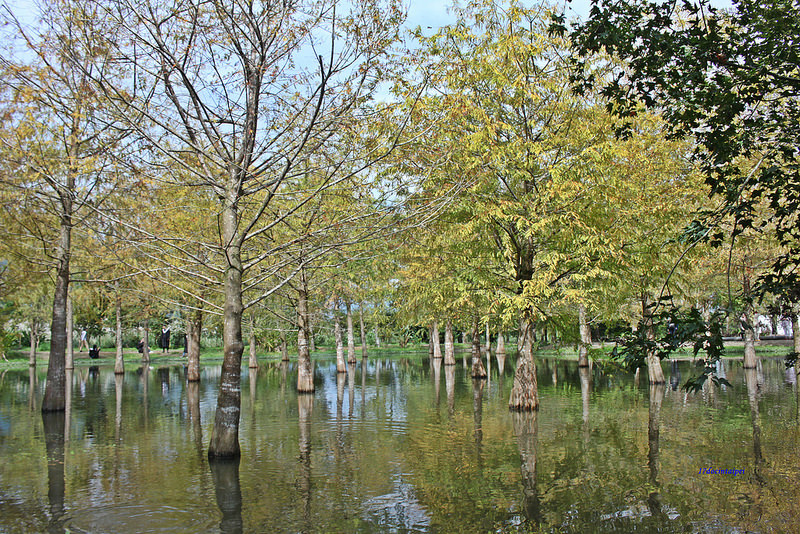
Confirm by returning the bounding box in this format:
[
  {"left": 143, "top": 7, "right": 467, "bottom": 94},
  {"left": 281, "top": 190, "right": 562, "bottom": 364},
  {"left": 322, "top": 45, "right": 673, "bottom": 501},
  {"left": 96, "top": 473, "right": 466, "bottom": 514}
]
[
  {"left": 405, "top": 0, "right": 596, "bottom": 32},
  {"left": 405, "top": 0, "right": 733, "bottom": 33}
]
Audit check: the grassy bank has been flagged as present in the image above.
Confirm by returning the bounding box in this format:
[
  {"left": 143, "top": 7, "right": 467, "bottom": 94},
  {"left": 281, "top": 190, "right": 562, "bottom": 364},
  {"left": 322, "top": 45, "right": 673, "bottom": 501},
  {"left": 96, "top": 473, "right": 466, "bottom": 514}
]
[{"left": 1, "top": 339, "right": 793, "bottom": 370}]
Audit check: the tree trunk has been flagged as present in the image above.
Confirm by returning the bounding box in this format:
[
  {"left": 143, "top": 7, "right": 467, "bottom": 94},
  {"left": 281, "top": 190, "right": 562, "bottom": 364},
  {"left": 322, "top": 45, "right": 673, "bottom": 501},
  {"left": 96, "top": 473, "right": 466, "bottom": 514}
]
[
  {"left": 280, "top": 329, "right": 289, "bottom": 362},
  {"left": 471, "top": 316, "right": 487, "bottom": 379},
  {"left": 643, "top": 297, "right": 665, "bottom": 384},
  {"left": 29, "top": 320, "right": 38, "bottom": 367},
  {"left": 432, "top": 320, "right": 442, "bottom": 359},
  {"left": 578, "top": 303, "right": 591, "bottom": 368},
  {"left": 42, "top": 208, "right": 71, "bottom": 413},
  {"left": 444, "top": 320, "right": 456, "bottom": 366},
  {"left": 346, "top": 302, "right": 356, "bottom": 364},
  {"left": 359, "top": 305, "right": 368, "bottom": 359},
  {"left": 248, "top": 312, "right": 258, "bottom": 369},
  {"left": 142, "top": 319, "right": 150, "bottom": 364},
  {"left": 509, "top": 314, "right": 538, "bottom": 411},
  {"left": 208, "top": 196, "right": 244, "bottom": 459},
  {"left": 485, "top": 322, "right": 491, "bottom": 355},
  {"left": 66, "top": 296, "right": 73, "bottom": 370},
  {"left": 296, "top": 269, "right": 314, "bottom": 393},
  {"left": 187, "top": 307, "right": 203, "bottom": 382},
  {"left": 794, "top": 312, "right": 800, "bottom": 355},
  {"left": 496, "top": 331, "right": 506, "bottom": 355},
  {"left": 742, "top": 271, "right": 758, "bottom": 369},
  {"left": 114, "top": 282, "right": 124, "bottom": 375},
  {"left": 374, "top": 325, "right": 381, "bottom": 347},
  {"left": 335, "top": 314, "right": 346, "bottom": 373}
]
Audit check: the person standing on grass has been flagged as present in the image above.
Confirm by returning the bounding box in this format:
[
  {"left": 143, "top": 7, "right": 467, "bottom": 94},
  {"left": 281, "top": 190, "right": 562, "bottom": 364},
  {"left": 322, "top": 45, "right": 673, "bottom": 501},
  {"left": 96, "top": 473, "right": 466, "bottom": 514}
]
[
  {"left": 160, "top": 325, "right": 170, "bottom": 353},
  {"left": 78, "top": 328, "right": 88, "bottom": 352}
]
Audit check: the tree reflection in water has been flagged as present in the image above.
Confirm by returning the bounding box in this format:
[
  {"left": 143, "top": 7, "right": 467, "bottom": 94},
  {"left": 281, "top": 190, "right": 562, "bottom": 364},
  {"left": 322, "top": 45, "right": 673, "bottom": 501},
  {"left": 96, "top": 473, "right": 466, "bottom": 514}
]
[
  {"left": 297, "top": 393, "right": 314, "bottom": 531},
  {"left": 347, "top": 365, "right": 355, "bottom": 418},
  {"left": 496, "top": 353, "right": 505, "bottom": 389},
  {"left": 445, "top": 364, "right": 455, "bottom": 418},
  {"left": 744, "top": 367, "right": 765, "bottom": 486},
  {"left": 280, "top": 361, "right": 288, "bottom": 396},
  {"left": 114, "top": 374, "right": 123, "bottom": 442},
  {"left": 210, "top": 457, "right": 243, "bottom": 534},
  {"left": 512, "top": 410, "right": 540, "bottom": 526},
  {"left": 579, "top": 367, "right": 591, "bottom": 428},
  {"left": 186, "top": 381, "right": 203, "bottom": 457},
  {"left": 64, "top": 369, "right": 72, "bottom": 441},
  {"left": 29, "top": 367, "right": 37, "bottom": 412},
  {"left": 361, "top": 361, "right": 367, "bottom": 407},
  {"left": 551, "top": 360, "right": 557, "bottom": 388},
  {"left": 42, "top": 411, "right": 66, "bottom": 533},
  {"left": 336, "top": 371, "right": 345, "bottom": 419},
  {"left": 432, "top": 357, "right": 442, "bottom": 410},
  {"left": 647, "top": 384, "right": 665, "bottom": 519},
  {"left": 472, "top": 378, "right": 484, "bottom": 470}
]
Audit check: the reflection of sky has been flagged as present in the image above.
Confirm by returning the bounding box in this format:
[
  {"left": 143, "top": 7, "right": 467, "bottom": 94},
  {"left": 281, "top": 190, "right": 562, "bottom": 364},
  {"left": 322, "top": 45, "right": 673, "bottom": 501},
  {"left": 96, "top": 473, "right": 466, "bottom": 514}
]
[{"left": 319, "top": 360, "right": 409, "bottom": 425}]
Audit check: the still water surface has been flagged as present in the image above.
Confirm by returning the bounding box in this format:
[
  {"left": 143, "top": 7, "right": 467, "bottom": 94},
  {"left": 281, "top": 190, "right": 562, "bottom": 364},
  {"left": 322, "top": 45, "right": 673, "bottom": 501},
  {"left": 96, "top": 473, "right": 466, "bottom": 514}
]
[{"left": 1, "top": 354, "right": 799, "bottom": 532}]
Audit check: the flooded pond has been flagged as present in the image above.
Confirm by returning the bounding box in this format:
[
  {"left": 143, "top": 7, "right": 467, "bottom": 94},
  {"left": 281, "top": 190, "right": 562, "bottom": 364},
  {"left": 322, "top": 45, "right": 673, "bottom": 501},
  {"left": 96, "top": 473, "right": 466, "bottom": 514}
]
[{"left": 1, "top": 354, "right": 799, "bottom": 532}]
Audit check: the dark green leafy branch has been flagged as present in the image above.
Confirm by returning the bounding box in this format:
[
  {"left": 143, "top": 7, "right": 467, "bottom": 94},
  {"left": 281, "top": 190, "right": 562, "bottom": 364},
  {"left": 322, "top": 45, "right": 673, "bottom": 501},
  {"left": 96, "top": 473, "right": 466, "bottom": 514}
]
[{"left": 610, "top": 302, "right": 730, "bottom": 392}]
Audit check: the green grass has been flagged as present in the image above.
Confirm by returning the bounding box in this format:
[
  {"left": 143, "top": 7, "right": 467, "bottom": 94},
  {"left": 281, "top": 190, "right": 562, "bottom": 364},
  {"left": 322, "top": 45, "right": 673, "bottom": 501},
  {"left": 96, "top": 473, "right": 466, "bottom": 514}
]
[{"left": 0, "top": 340, "right": 793, "bottom": 370}]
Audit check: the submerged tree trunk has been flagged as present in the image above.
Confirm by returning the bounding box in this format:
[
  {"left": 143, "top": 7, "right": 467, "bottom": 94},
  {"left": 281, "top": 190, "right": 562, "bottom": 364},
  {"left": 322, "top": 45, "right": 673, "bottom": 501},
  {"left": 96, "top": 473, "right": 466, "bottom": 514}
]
[
  {"left": 296, "top": 268, "right": 314, "bottom": 393},
  {"left": 471, "top": 316, "right": 487, "bottom": 379},
  {"left": 346, "top": 302, "right": 356, "bottom": 364},
  {"left": 114, "top": 282, "right": 124, "bottom": 375},
  {"left": 208, "top": 196, "right": 245, "bottom": 459},
  {"left": 432, "top": 320, "right": 442, "bottom": 359},
  {"left": 186, "top": 307, "right": 203, "bottom": 382},
  {"left": 444, "top": 320, "right": 456, "bottom": 366},
  {"left": 578, "top": 303, "right": 591, "bottom": 368},
  {"left": 248, "top": 312, "right": 258, "bottom": 369},
  {"left": 359, "top": 305, "right": 368, "bottom": 359},
  {"left": 509, "top": 314, "right": 538, "bottom": 411},
  {"left": 335, "top": 314, "right": 346, "bottom": 373},
  {"left": 42, "top": 208, "right": 72, "bottom": 413}
]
